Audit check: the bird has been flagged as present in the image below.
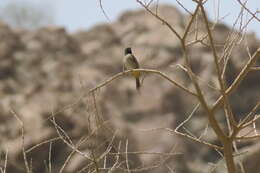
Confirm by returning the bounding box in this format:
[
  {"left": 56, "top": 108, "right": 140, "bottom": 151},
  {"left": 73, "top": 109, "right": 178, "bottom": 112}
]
[{"left": 123, "top": 47, "right": 141, "bottom": 90}]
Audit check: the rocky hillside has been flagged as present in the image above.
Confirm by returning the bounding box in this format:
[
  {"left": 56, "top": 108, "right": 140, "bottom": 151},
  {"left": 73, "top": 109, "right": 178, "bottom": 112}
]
[{"left": 0, "top": 4, "right": 259, "bottom": 173}]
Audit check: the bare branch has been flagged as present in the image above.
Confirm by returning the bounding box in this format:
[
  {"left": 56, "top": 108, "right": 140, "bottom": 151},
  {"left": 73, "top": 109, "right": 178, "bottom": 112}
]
[
  {"left": 182, "top": 5, "right": 200, "bottom": 40},
  {"left": 89, "top": 69, "right": 197, "bottom": 96},
  {"left": 236, "top": 0, "right": 260, "bottom": 22},
  {"left": 26, "top": 137, "right": 61, "bottom": 153},
  {"left": 138, "top": 127, "right": 223, "bottom": 150},
  {"left": 125, "top": 139, "right": 130, "bottom": 173},
  {"left": 175, "top": 0, "right": 192, "bottom": 15},
  {"left": 98, "top": 0, "right": 111, "bottom": 21},
  {"left": 108, "top": 140, "right": 121, "bottom": 172},
  {"left": 238, "top": 102, "right": 260, "bottom": 128},
  {"left": 236, "top": 134, "right": 260, "bottom": 140},
  {"left": 50, "top": 116, "right": 94, "bottom": 161},
  {"left": 136, "top": 0, "right": 182, "bottom": 40},
  {"left": 212, "top": 48, "right": 260, "bottom": 112},
  {"left": 250, "top": 67, "right": 260, "bottom": 71},
  {"left": 10, "top": 109, "right": 31, "bottom": 173},
  {"left": 2, "top": 149, "right": 8, "bottom": 173},
  {"left": 242, "top": 114, "right": 260, "bottom": 129},
  {"left": 175, "top": 103, "right": 200, "bottom": 131},
  {"left": 200, "top": 1, "right": 237, "bottom": 130}
]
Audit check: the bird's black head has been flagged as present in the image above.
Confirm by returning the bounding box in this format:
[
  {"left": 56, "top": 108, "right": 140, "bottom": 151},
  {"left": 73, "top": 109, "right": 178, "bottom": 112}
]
[{"left": 125, "top": 47, "right": 132, "bottom": 55}]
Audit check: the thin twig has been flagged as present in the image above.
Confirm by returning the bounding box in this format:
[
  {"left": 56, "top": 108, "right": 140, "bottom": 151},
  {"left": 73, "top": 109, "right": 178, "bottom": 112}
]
[
  {"left": 138, "top": 127, "right": 223, "bottom": 150},
  {"left": 182, "top": 5, "right": 200, "bottom": 40},
  {"left": 200, "top": 1, "right": 237, "bottom": 130},
  {"left": 242, "top": 114, "right": 260, "bottom": 129},
  {"left": 212, "top": 47, "right": 260, "bottom": 112},
  {"left": 10, "top": 109, "right": 31, "bottom": 173},
  {"left": 50, "top": 116, "right": 93, "bottom": 161},
  {"left": 2, "top": 149, "right": 8, "bottom": 173},
  {"left": 48, "top": 142, "right": 52, "bottom": 173},
  {"left": 238, "top": 102, "right": 260, "bottom": 128},
  {"left": 136, "top": 0, "right": 182, "bottom": 40},
  {"left": 108, "top": 151, "right": 182, "bottom": 156},
  {"left": 236, "top": 134, "right": 260, "bottom": 140},
  {"left": 125, "top": 139, "right": 130, "bottom": 173},
  {"left": 108, "top": 141, "right": 121, "bottom": 173},
  {"left": 26, "top": 137, "right": 61, "bottom": 153},
  {"left": 89, "top": 69, "right": 197, "bottom": 97},
  {"left": 175, "top": 103, "right": 200, "bottom": 131},
  {"left": 250, "top": 67, "right": 260, "bottom": 71},
  {"left": 175, "top": 0, "right": 192, "bottom": 15},
  {"left": 98, "top": 0, "right": 111, "bottom": 21},
  {"left": 236, "top": 0, "right": 260, "bottom": 22}
]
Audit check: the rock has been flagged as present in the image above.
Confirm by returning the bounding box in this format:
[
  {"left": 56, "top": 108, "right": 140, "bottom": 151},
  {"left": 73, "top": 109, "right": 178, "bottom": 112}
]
[{"left": 0, "top": 4, "right": 259, "bottom": 173}]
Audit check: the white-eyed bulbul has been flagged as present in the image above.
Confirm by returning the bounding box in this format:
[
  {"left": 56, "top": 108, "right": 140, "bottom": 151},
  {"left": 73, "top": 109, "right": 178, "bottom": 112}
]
[{"left": 123, "top": 47, "right": 141, "bottom": 90}]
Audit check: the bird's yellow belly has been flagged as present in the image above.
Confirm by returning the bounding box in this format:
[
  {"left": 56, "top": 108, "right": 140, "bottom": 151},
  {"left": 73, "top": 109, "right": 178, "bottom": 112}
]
[{"left": 131, "top": 71, "right": 140, "bottom": 78}]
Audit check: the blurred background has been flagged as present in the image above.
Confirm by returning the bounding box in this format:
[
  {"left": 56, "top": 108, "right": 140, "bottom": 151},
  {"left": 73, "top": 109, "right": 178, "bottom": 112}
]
[
  {"left": 0, "top": 0, "right": 259, "bottom": 37},
  {"left": 0, "top": 0, "right": 259, "bottom": 172}
]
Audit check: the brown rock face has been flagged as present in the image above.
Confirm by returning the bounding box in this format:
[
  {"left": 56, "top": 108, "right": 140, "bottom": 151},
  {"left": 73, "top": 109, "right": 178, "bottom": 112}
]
[{"left": 0, "top": 5, "right": 259, "bottom": 173}]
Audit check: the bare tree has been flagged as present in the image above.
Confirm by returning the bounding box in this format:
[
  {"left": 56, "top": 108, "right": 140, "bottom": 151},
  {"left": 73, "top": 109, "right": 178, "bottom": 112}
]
[
  {"left": 7, "top": 0, "right": 259, "bottom": 173},
  {"left": 91, "top": 0, "right": 260, "bottom": 172},
  {"left": 0, "top": 1, "right": 55, "bottom": 30}
]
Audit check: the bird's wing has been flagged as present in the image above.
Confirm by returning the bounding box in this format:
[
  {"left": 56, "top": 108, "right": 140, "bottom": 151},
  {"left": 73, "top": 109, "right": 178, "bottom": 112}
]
[
  {"left": 123, "top": 62, "right": 126, "bottom": 71},
  {"left": 131, "top": 55, "right": 140, "bottom": 68}
]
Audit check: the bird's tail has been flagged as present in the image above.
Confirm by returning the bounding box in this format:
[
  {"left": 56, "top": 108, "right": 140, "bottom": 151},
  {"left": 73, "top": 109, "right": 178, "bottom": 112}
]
[{"left": 136, "top": 77, "right": 141, "bottom": 90}]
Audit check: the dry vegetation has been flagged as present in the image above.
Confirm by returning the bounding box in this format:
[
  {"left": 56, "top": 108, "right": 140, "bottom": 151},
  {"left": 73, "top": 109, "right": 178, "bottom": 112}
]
[
  {"left": 1, "top": 0, "right": 259, "bottom": 173},
  {"left": 92, "top": 0, "right": 260, "bottom": 172}
]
